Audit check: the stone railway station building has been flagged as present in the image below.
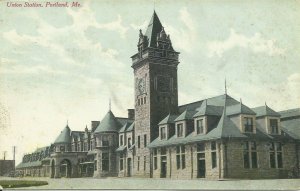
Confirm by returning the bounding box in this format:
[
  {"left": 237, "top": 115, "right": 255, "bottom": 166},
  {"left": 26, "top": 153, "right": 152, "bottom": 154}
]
[{"left": 16, "top": 11, "right": 300, "bottom": 179}]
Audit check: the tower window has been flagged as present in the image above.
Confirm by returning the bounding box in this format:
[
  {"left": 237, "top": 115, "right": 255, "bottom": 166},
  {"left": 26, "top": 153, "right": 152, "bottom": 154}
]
[
  {"left": 102, "top": 136, "right": 109, "bottom": 147},
  {"left": 137, "top": 136, "right": 140, "bottom": 148},
  {"left": 144, "top": 97, "right": 146, "bottom": 104},
  {"left": 144, "top": 134, "right": 147, "bottom": 147}
]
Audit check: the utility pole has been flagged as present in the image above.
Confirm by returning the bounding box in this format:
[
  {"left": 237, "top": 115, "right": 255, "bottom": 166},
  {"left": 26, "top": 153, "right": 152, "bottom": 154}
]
[
  {"left": 3, "top": 151, "right": 7, "bottom": 160},
  {"left": 13, "top": 146, "right": 16, "bottom": 175},
  {"left": 13, "top": 146, "right": 16, "bottom": 161}
]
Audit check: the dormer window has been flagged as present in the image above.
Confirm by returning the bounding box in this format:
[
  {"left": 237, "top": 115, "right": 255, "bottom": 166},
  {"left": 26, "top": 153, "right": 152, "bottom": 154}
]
[
  {"left": 196, "top": 119, "right": 204, "bottom": 134},
  {"left": 244, "top": 117, "right": 254, "bottom": 133},
  {"left": 270, "top": 119, "right": 279, "bottom": 134},
  {"left": 160, "top": 127, "right": 166, "bottom": 140},
  {"left": 120, "top": 135, "right": 124, "bottom": 146},
  {"left": 177, "top": 123, "right": 183, "bottom": 137}
]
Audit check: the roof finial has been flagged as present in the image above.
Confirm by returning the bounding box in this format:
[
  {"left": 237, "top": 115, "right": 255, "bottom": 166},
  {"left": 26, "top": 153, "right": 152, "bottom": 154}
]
[
  {"left": 67, "top": 120, "right": 68, "bottom": 126},
  {"left": 109, "top": 98, "right": 111, "bottom": 111},
  {"left": 225, "top": 78, "right": 227, "bottom": 95},
  {"left": 240, "top": 98, "right": 242, "bottom": 104},
  {"left": 265, "top": 101, "right": 267, "bottom": 106},
  {"left": 153, "top": 0, "right": 156, "bottom": 11}
]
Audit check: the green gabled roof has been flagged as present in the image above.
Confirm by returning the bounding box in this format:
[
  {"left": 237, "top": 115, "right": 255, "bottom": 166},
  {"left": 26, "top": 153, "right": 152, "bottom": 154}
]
[
  {"left": 145, "top": 11, "right": 163, "bottom": 48},
  {"left": 281, "top": 118, "right": 300, "bottom": 140},
  {"left": 226, "top": 103, "right": 256, "bottom": 116},
  {"left": 279, "top": 108, "right": 300, "bottom": 119},
  {"left": 159, "top": 114, "right": 178, "bottom": 125},
  {"left": 175, "top": 110, "right": 197, "bottom": 122},
  {"left": 148, "top": 110, "right": 246, "bottom": 148},
  {"left": 94, "top": 111, "right": 122, "bottom": 133},
  {"left": 54, "top": 125, "right": 71, "bottom": 144},
  {"left": 117, "top": 118, "right": 134, "bottom": 126},
  {"left": 126, "top": 122, "right": 134, "bottom": 132},
  {"left": 252, "top": 105, "right": 280, "bottom": 117},
  {"left": 119, "top": 122, "right": 132, "bottom": 133},
  {"left": 179, "top": 94, "right": 239, "bottom": 113},
  {"left": 193, "top": 100, "right": 223, "bottom": 117},
  {"left": 16, "top": 161, "right": 42, "bottom": 169},
  {"left": 208, "top": 110, "right": 247, "bottom": 138},
  {"left": 71, "top": 131, "right": 84, "bottom": 141}
]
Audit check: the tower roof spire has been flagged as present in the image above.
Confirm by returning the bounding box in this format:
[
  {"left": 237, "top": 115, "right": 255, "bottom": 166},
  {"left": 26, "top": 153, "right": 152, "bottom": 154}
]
[{"left": 145, "top": 11, "right": 163, "bottom": 47}]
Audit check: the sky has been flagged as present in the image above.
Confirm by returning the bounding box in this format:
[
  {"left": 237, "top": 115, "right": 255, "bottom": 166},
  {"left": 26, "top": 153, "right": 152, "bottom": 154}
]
[{"left": 0, "top": 0, "right": 299, "bottom": 164}]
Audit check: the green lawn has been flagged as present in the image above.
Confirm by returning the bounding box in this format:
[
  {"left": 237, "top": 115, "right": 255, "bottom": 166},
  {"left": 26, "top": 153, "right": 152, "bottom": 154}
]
[{"left": 0, "top": 180, "right": 48, "bottom": 188}]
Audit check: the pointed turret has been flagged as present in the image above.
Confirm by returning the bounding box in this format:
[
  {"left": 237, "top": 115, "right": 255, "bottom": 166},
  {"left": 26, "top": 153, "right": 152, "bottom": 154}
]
[
  {"left": 94, "top": 111, "right": 122, "bottom": 133},
  {"left": 54, "top": 124, "right": 71, "bottom": 144},
  {"left": 145, "top": 11, "right": 163, "bottom": 47}
]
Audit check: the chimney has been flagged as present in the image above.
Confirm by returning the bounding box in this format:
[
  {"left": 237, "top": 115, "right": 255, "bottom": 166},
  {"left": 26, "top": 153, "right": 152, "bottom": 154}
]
[
  {"left": 127, "top": 109, "right": 135, "bottom": 120},
  {"left": 91, "top": 121, "right": 100, "bottom": 132}
]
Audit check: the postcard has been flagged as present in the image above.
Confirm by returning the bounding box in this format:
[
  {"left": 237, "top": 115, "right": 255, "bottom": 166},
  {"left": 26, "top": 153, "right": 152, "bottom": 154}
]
[{"left": 0, "top": 0, "right": 299, "bottom": 190}]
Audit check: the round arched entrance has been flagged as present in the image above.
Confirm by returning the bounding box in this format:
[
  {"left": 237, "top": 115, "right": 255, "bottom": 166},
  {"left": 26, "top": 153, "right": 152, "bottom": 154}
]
[{"left": 60, "top": 159, "right": 72, "bottom": 178}]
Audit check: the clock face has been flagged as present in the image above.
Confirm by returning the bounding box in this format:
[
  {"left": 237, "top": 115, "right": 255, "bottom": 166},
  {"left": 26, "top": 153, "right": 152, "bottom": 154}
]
[{"left": 138, "top": 78, "right": 145, "bottom": 94}]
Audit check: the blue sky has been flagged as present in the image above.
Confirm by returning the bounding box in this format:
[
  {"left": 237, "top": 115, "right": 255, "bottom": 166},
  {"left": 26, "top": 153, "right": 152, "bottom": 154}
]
[{"left": 0, "top": 0, "right": 299, "bottom": 163}]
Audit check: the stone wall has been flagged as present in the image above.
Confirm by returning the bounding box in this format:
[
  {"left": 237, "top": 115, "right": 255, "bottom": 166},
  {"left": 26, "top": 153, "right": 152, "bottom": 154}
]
[
  {"left": 152, "top": 142, "right": 221, "bottom": 180},
  {"left": 0, "top": 160, "right": 14, "bottom": 176},
  {"left": 225, "top": 140, "right": 297, "bottom": 179}
]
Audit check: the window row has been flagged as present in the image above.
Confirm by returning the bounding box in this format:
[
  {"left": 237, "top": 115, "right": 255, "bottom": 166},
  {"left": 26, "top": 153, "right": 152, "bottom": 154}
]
[
  {"left": 137, "top": 97, "right": 146, "bottom": 106},
  {"left": 243, "top": 141, "right": 283, "bottom": 169},
  {"left": 163, "top": 117, "right": 280, "bottom": 140}
]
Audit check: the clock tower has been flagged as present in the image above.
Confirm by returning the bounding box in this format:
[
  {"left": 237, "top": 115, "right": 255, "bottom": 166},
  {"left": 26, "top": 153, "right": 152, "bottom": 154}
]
[{"left": 131, "top": 11, "right": 180, "bottom": 177}]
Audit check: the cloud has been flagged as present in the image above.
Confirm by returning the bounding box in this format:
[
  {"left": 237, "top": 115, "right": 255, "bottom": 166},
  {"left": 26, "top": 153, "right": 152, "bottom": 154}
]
[
  {"left": 130, "top": 20, "right": 148, "bottom": 31},
  {"left": 207, "top": 29, "right": 286, "bottom": 57},
  {"left": 66, "top": 3, "right": 128, "bottom": 39},
  {"left": 166, "top": 7, "right": 197, "bottom": 53}
]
